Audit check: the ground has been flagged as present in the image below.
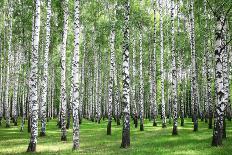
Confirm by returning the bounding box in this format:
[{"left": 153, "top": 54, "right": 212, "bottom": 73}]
[{"left": 0, "top": 118, "right": 231, "bottom": 155}]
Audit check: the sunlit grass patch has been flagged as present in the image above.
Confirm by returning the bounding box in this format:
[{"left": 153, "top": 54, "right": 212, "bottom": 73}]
[{"left": 0, "top": 118, "right": 232, "bottom": 155}]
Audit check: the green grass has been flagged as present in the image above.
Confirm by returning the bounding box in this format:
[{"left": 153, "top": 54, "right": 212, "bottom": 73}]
[{"left": 0, "top": 118, "right": 232, "bottom": 155}]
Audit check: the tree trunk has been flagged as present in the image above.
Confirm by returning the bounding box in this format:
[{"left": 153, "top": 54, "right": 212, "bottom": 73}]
[
  {"left": 189, "top": 0, "right": 198, "bottom": 132},
  {"left": 27, "top": 0, "right": 41, "bottom": 152},
  {"left": 132, "top": 34, "right": 138, "bottom": 128},
  {"left": 5, "top": 0, "right": 13, "bottom": 128},
  {"left": 139, "top": 30, "right": 144, "bottom": 131},
  {"left": 159, "top": 0, "right": 166, "bottom": 128},
  {"left": 107, "top": 3, "right": 116, "bottom": 134},
  {"left": 171, "top": 0, "right": 178, "bottom": 135},
  {"left": 152, "top": 0, "right": 157, "bottom": 127},
  {"left": 40, "top": 0, "right": 51, "bottom": 137},
  {"left": 60, "top": 0, "right": 69, "bottom": 141},
  {"left": 12, "top": 50, "right": 20, "bottom": 126},
  {"left": 121, "top": 0, "right": 130, "bottom": 149},
  {"left": 212, "top": 15, "right": 226, "bottom": 147},
  {"left": 72, "top": 0, "right": 80, "bottom": 149}
]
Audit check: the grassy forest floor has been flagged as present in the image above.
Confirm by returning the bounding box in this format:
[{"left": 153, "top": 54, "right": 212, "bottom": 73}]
[{"left": 0, "top": 118, "right": 232, "bottom": 155}]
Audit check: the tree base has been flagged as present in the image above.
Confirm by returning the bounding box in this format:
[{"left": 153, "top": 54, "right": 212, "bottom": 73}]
[
  {"left": 27, "top": 142, "right": 36, "bottom": 152},
  {"left": 72, "top": 145, "right": 80, "bottom": 150},
  {"left": 212, "top": 135, "right": 222, "bottom": 146},
  {"left": 162, "top": 123, "right": 167, "bottom": 128},
  {"left": 39, "top": 132, "right": 46, "bottom": 137},
  {"left": 172, "top": 126, "right": 178, "bottom": 135},
  {"left": 193, "top": 124, "right": 198, "bottom": 132},
  {"left": 66, "top": 122, "right": 70, "bottom": 129},
  {"left": 205, "top": 118, "right": 208, "bottom": 123},
  {"left": 6, "top": 124, "right": 10, "bottom": 128},
  {"left": 117, "top": 119, "right": 120, "bottom": 126},
  {"left": 20, "top": 127, "right": 24, "bottom": 132},
  {"left": 107, "top": 121, "right": 111, "bottom": 135},
  {"left": 181, "top": 119, "right": 184, "bottom": 127},
  {"left": 121, "top": 129, "right": 130, "bottom": 149},
  {"left": 61, "top": 135, "right": 67, "bottom": 141},
  {"left": 140, "top": 124, "right": 144, "bottom": 131},
  {"left": 14, "top": 121, "right": 18, "bottom": 126},
  {"left": 134, "top": 116, "right": 138, "bottom": 128},
  {"left": 153, "top": 121, "right": 157, "bottom": 127}
]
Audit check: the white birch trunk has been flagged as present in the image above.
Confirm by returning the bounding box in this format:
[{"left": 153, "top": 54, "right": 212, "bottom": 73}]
[
  {"left": 27, "top": 0, "right": 41, "bottom": 152},
  {"left": 60, "top": 0, "right": 69, "bottom": 141},
  {"left": 40, "top": 0, "right": 51, "bottom": 136},
  {"left": 72, "top": 0, "right": 80, "bottom": 149}
]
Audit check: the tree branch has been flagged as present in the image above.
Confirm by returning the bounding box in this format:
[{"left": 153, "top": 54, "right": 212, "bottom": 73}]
[{"left": 206, "top": 0, "right": 217, "bottom": 17}]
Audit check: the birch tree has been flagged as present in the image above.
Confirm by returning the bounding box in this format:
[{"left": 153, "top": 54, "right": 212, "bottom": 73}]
[
  {"left": 132, "top": 33, "right": 138, "bottom": 128},
  {"left": 27, "top": 0, "right": 41, "bottom": 152},
  {"left": 5, "top": 0, "right": 13, "bottom": 128},
  {"left": 171, "top": 0, "right": 178, "bottom": 135},
  {"left": 121, "top": 0, "right": 130, "bottom": 148},
  {"left": 212, "top": 15, "right": 226, "bottom": 147},
  {"left": 72, "top": 0, "right": 80, "bottom": 150},
  {"left": 60, "top": 0, "right": 69, "bottom": 141},
  {"left": 139, "top": 28, "right": 144, "bottom": 131},
  {"left": 40, "top": 0, "right": 51, "bottom": 137},
  {"left": 189, "top": 0, "right": 198, "bottom": 131},
  {"left": 159, "top": 0, "right": 166, "bottom": 128},
  {"left": 151, "top": 0, "right": 157, "bottom": 127},
  {"left": 107, "top": 2, "right": 116, "bottom": 135}
]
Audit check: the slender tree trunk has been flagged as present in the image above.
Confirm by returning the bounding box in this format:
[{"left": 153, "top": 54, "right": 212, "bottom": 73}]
[
  {"left": 40, "top": 0, "right": 51, "bottom": 137},
  {"left": 159, "top": 0, "right": 166, "bottom": 128},
  {"left": 152, "top": 0, "right": 157, "bottom": 127},
  {"left": 121, "top": 0, "right": 130, "bottom": 148},
  {"left": 139, "top": 29, "right": 144, "bottom": 131},
  {"left": 60, "top": 0, "right": 69, "bottom": 141},
  {"left": 98, "top": 54, "right": 102, "bottom": 124},
  {"left": 28, "top": 14, "right": 35, "bottom": 133},
  {"left": 107, "top": 4, "right": 116, "bottom": 134},
  {"left": 72, "top": 0, "right": 80, "bottom": 149},
  {"left": 0, "top": 30, "right": 2, "bottom": 126},
  {"left": 189, "top": 0, "right": 198, "bottom": 131},
  {"left": 27, "top": 0, "right": 41, "bottom": 152},
  {"left": 107, "top": 33, "right": 114, "bottom": 134},
  {"left": 5, "top": 0, "right": 13, "bottom": 128},
  {"left": 12, "top": 50, "right": 20, "bottom": 126},
  {"left": 79, "top": 35, "right": 86, "bottom": 124},
  {"left": 20, "top": 79, "right": 26, "bottom": 132},
  {"left": 171, "top": 0, "right": 178, "bottom": 135},
  {"left": 132, "top": 34, "right": 138, "bottom": 128}
]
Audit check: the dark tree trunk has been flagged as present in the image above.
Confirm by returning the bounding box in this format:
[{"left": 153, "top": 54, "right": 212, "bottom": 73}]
[
  {"left": 107, "top": 121, "right": 111, "bottom": 135},
  {"left": 27, "top": 142, "right": 36, "bottom": 152},
  {"left": 134, "top": 115, "right": 138, "bottom": 128}
]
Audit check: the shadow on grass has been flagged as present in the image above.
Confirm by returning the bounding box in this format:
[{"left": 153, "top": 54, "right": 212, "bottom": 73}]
[{"left": 0, "top": 118, "right": 232, "bottom": 155}]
